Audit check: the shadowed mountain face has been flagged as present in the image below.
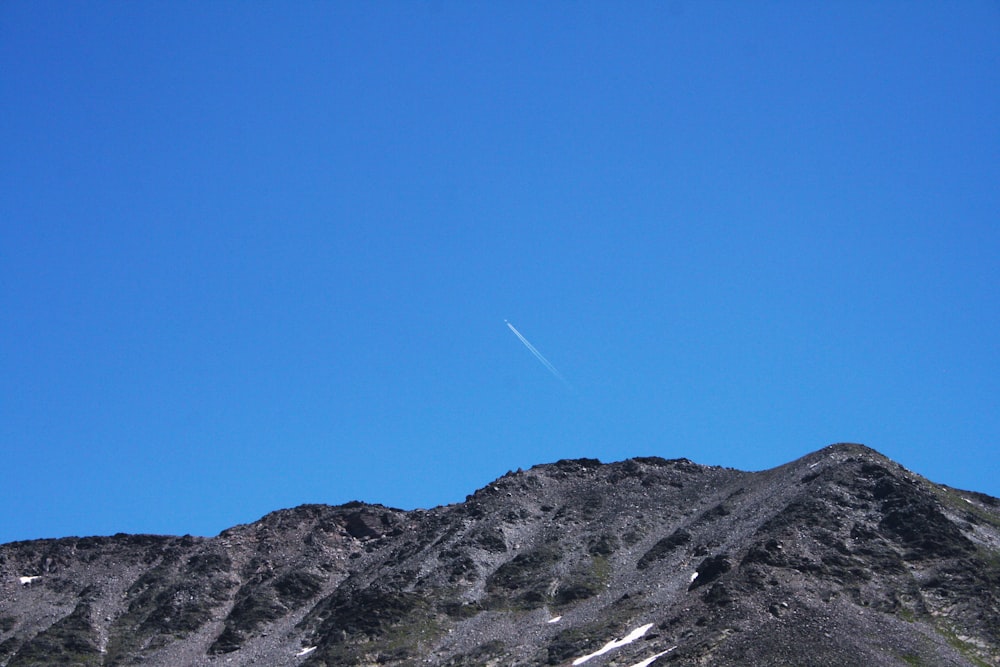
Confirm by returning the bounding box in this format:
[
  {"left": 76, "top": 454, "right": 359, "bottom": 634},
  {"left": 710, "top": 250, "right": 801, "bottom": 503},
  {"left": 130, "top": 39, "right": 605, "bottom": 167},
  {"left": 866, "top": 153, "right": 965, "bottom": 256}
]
[{"left": 2, "top": 444, "right": 998, "bottom": 667}]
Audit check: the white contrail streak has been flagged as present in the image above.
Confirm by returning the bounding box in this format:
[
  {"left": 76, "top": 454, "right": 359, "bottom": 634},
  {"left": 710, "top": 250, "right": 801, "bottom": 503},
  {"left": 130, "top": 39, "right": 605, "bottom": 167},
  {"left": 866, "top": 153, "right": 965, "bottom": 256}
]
[{"left": 505, "top": 320, "right": 569, "bottom": 386}]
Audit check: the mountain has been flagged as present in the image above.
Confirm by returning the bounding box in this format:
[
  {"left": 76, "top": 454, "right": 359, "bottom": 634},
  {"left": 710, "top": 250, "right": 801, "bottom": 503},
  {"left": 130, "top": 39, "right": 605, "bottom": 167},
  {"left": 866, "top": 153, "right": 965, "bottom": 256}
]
[{"left": 2, "top": 443, "right": 998, "bottom": 666}]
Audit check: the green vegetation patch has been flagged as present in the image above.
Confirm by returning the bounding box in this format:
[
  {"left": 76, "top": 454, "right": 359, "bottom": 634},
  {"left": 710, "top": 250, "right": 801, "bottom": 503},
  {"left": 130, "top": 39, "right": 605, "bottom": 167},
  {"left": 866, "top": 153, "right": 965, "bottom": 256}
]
[
  {"left": 932, "top": 485, "right": 1000, "bottom": 530},
  {"left": 485, "top": 546, "right": 562, "bottom": 610},
  {"left": 934, "top": 620, "right": 993, "bottom": 667},
  {"left": 441, "top": 640, "right": 509, "bottom": 666},
  {"left": 7, "top": 602, "right": 101, "bottom": 667},
  {"left": 553, "top": 555, "right": 611, "bottom": 607},
  {"left": 304, "top": 588, "right": 445, "bottom": 666},
  {"left": 484, "top": 546, "right": 610, "bottom": 611}
]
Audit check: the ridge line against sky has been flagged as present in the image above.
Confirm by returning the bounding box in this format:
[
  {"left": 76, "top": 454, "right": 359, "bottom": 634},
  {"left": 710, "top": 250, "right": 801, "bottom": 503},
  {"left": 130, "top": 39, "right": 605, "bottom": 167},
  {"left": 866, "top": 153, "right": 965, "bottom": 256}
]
[{"left": 1, "top": 1, "right": 998, "bottom": 543}]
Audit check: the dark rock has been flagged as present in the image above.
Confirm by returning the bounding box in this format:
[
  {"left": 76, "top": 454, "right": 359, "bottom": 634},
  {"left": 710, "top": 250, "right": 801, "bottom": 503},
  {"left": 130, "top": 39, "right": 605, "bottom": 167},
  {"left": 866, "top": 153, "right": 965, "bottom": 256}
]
[
  {"left": 637, "top": 528, "right": 692, "bottom": 570},
  {"left": 689, "top": 554, "right": 732, "bottom": 589},
  {"left": 343, "top": 510, "right": 390, "bottom": 539}
]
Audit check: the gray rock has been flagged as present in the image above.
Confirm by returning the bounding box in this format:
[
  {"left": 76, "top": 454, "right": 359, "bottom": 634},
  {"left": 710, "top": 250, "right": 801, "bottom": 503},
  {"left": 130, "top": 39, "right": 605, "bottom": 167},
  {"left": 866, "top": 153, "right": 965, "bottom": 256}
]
[{"left": 1, "top": 443, "right": 997, "bottom": 666}]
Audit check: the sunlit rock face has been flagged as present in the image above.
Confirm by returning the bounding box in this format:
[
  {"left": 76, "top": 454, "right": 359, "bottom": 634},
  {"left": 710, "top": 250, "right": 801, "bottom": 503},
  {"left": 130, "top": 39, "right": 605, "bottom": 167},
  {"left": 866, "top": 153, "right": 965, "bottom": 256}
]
[{"left": 2, "top": 443, "right": 998, "bottom": 666}]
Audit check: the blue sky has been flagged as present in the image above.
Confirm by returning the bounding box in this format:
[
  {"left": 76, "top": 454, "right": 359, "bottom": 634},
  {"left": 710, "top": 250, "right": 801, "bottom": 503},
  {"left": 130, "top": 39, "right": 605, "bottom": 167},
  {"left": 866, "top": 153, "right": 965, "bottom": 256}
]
[{"left": 2, "top": 2, "right": 998, "bottom": 544}]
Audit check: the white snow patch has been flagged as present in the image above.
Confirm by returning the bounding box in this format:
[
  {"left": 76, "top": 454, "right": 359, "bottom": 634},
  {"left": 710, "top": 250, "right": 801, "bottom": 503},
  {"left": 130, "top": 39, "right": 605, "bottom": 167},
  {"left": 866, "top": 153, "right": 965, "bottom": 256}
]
[
  {"left": 628, "top": 646, "right": 677, "bottom": 667},
  {"left": 689, "top": 571, "right": 698, "bottom": 583},
  {"left": 19, "top": 576, "right": 40, "bottom": 585},
  {"left": 964, "top": 498, "right": 973, "bottom": 504},
  {"left": 808, "top": 462, "right": 820, "bottom": 469},
  {"left": 547, "top": 615, "right": 562, "bottom": 624},
  {"left": 571, "top": 623, "right": 654, "bottom": 665},
  {"left": 296, "top": 646, "right": 317, "bottom": 657}
]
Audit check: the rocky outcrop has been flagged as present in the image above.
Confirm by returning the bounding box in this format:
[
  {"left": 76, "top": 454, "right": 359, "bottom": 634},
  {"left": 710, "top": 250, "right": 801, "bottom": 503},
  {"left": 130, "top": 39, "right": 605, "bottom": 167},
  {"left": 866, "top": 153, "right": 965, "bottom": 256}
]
[{"left": 1, "top": 443, "right": 998, "bottom": 666}]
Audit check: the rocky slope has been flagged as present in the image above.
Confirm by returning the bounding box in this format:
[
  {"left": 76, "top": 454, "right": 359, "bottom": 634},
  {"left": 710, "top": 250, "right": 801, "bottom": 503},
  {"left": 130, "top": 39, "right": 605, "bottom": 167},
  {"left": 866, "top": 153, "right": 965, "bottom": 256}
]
[{"left": 2, "top": 443, "right": 998, "bottom": 666}]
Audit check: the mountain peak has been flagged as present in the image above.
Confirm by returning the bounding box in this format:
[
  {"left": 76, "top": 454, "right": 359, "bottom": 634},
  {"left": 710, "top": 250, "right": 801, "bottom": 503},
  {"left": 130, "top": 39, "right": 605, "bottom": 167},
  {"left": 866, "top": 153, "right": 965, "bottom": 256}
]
[{"left": 2, "top": 444, "right": 998, "bottom": 666}]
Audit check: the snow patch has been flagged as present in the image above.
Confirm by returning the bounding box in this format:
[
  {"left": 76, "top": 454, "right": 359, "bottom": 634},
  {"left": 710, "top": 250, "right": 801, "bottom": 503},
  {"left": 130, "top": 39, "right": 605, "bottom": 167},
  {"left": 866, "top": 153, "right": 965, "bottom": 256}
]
[
  {"left": 628, "top": 646, "right": 677, "bottom": 667},
  {"left": 547, "top": 615, "right": 562, "bottom": 624},
  {"left": 19, "top": 576, "right": 40, "bottom": 585},
  {"left": 689, "top": 571, "right": 698, "bottom": 582},
  {"left": 572, "top": 623, "right": 654, "bottom": 665},
  {"left": 296, "top": 646, "right": 317, "bottom": 657}
]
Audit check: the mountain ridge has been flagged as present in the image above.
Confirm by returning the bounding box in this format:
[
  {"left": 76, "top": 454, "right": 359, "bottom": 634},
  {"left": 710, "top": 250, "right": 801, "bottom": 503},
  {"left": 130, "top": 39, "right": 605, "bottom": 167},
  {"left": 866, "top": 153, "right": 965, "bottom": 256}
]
[{"left": 2, "top": 443, "right": 998, "bottom": 666}]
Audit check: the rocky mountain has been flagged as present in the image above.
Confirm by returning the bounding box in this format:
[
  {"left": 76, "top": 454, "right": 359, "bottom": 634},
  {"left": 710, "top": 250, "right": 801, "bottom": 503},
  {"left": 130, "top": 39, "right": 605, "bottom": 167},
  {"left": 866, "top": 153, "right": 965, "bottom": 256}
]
[{"left": 2, "top": 443, "right": 998, "bottom": 666}]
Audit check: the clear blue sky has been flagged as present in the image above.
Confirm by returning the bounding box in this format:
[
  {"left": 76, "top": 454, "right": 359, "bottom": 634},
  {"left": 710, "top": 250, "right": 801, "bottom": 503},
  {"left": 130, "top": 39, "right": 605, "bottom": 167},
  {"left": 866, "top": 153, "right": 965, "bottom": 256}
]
[{"left": 2, "top": 2, "right": 998, "bottom": 544}]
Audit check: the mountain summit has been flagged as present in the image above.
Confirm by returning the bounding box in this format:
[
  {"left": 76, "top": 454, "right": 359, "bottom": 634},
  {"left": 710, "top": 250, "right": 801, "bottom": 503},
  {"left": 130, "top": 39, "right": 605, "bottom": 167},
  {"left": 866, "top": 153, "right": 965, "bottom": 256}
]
[{"left": 2, "top": 444, "right": 998, "bottom": 666}]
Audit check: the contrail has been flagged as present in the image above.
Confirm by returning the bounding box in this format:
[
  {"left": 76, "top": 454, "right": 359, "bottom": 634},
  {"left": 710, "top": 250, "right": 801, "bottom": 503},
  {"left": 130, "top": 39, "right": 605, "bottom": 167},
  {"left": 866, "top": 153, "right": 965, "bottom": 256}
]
[{"left": 505, "top": 320, "right": 570, "bottom": 386}]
